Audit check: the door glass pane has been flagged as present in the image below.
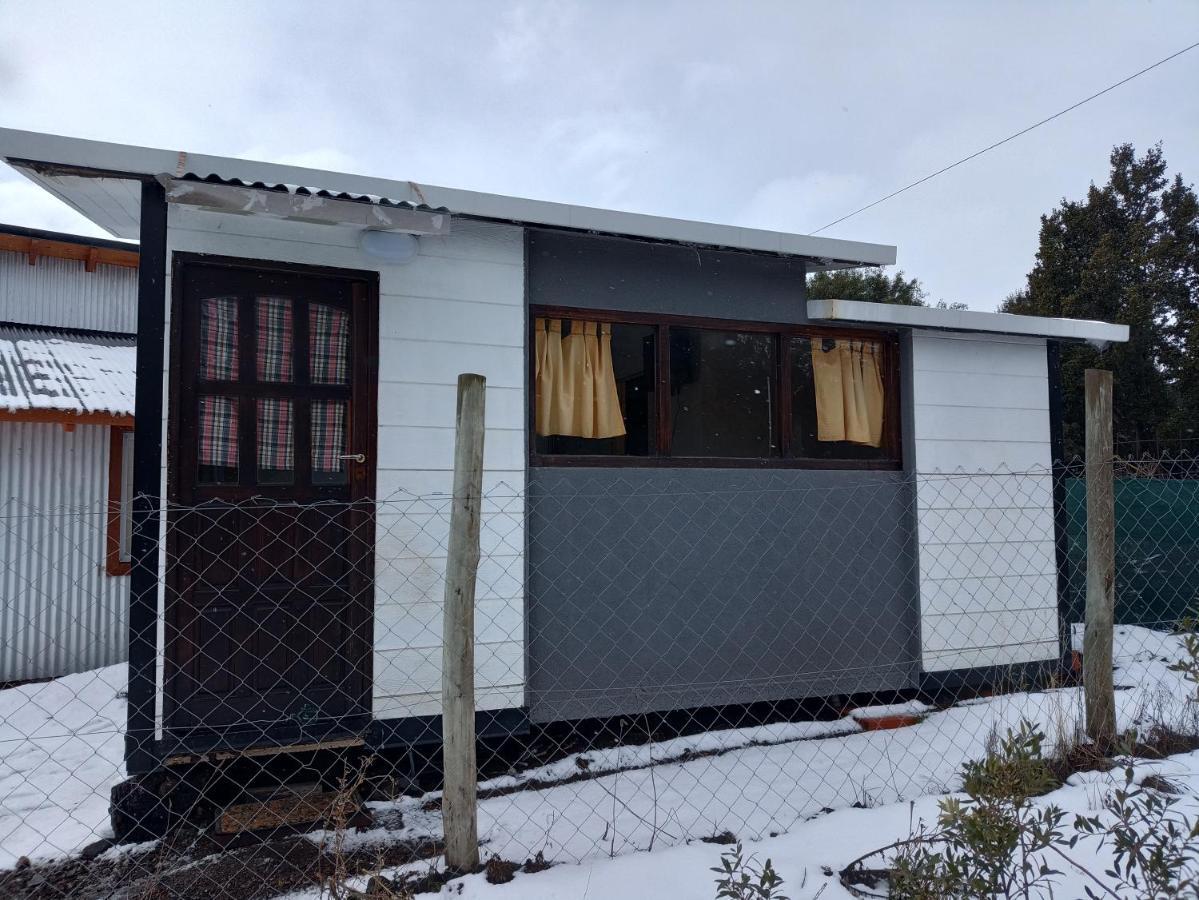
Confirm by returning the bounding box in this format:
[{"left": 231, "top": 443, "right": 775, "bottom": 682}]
[
  {"left": 311, "top": 400, "right": 348, "bottom": 485},
  {"left": 199, "top": 297, "right": 239, "bottom": 381},
  {"left": 256, "top": 297, "right": 294, "bottom": 383},
  {"left": 790, "top": 337, "right": 889, "bottom": 460},
  {"left": 257, "top": 398, "right": 294, "bottom": 484},
  {"left": 197, "top": 395, "right": 239, "bottom": 484},
  {"left": 310, "top": 303, "right": 349, "bottom": 385},
  {"left": 534, "top": 319, "right": 656, "bottom": 456},
  {"left": 670, "top": 328, "right": 778, "bottom": 457}
]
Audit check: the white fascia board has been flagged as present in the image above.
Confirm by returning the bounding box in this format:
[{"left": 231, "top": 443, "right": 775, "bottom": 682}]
[
  {"left": 0, "top": 127, "right": 897, "bottom": 265},
  {"left": 807, "top": 298, "right": 1130, "bottom": 344}
]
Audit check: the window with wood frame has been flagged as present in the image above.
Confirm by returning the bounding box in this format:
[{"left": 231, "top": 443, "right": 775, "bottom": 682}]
[
  {"left": 106, "top": 426, "right": 134, "bottom": 576},
  {"left": 531, "top": 309, "right": 900, "bottom": 468}
]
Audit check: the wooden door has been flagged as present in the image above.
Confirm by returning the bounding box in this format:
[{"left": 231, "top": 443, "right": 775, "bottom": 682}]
[{"left": 166, "top": 256, "right": 377, "bottom": 746}]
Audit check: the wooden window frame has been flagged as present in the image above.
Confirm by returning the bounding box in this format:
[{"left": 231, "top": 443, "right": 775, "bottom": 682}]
[
  {"left": 106, "top": 425, "right": 133, "bottom": 576},
  {"left": 529, "top": 306, "right": 903, "bottom": 470}
]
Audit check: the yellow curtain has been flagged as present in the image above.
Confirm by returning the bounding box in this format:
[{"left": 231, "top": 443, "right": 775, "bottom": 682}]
[
  {"left": 591, "top": 323, "right": 627, "bottom": 438},
  {"left": 858, "top": 340, "right": 885, "bottom": 448},
  {"left": 810, "top": 338, "right": 885, "bottom": 448},
  {"left": 811, "top": 338, "right": 846, "bottom": 442},
  {"left": 560, "top": 321, "right": 596, "bottom": 438},
  {"left": 535, "top": 318, "right": 570, "bottom": 436},
  {"left": 535, "top": 319, "right": 626, "bottom": 439}
]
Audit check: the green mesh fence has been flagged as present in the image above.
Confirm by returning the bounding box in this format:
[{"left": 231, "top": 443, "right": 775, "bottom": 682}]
[{"left": 1064, "top": 477, "right": 1199, "bottom": 627}]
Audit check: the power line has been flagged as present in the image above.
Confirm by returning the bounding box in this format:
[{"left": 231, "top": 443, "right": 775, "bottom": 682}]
[{"left": 809, "top": 39, "right": 1199, "bottom": 236}]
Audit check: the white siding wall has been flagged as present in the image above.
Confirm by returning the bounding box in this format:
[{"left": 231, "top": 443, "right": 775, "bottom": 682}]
[
  {"left": 160, "top": 208, "right": 526, "bottom": 723},
  {"left": 0, "top": 249, "right": 137, "bottom": 333},
  {"left": 912, "top": 331, "right": 1059, "bottom": 673},
  {"left": 0, "top": 421, "right": 128, "bottom": 681}
]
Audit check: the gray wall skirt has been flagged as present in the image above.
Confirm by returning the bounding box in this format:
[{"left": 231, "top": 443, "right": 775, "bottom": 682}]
[{"left": 526, "top": 467, "right": 921, "bottom": 723}]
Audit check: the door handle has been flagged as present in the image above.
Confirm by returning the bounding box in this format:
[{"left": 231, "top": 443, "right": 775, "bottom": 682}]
[{"left": 338, "top": 453, "right": 366, "bottom": 464}]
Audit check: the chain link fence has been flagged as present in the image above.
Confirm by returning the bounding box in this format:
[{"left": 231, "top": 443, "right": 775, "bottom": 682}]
[{"left": 1, "top": 458, "right": 1198, "bottom": 897}]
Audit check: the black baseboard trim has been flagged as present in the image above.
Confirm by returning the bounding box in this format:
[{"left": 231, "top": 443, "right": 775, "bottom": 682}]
[
  {"left": 919, "top": 657, "right": 1074, "bottom": 702},
  {"left": 368, "top": 707, "right": 531, "bottom": 749}
]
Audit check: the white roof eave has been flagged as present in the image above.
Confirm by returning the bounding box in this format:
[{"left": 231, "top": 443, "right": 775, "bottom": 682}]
[
  {"left": 0, "top": 127, "right": 897, "bottom": 266},
  {"left": 807, "top": 298, "right": 1129, "bottom": 344}
]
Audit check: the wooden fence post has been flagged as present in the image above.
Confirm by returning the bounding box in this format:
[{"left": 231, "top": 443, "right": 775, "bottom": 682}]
[
  {"left": 442, "top": 373, "right": 485, "bottom": 872},
  {"left": 1084, "top": 368, "right": 1116, "bottom": 748}
]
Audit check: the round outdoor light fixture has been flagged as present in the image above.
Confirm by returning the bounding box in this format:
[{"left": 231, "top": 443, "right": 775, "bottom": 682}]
[{"left": 359, "top": 230, "right": 420, "bottom": 263}]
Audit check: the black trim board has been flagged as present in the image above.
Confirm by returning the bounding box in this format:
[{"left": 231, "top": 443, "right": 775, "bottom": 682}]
[
  {"left": 919, "top": 658, "right": 1073, "bottom": 700},
  {"left": 148, "top": 710, "right": 529, "bottom": 766},
  {"left": 125, "top": 180, "right": 166, "bottom": 775},
  {"left": 1047, "top": 340, "right": 1072, "bottom": 661},
  {"left": 369, "top": 708, "right": 531, "bottom": 749}
]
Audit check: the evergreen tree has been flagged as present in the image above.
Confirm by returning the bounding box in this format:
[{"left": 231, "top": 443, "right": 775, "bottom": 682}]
[
  {"left": 1002, "top": 144, "right": 1199, "bottom": 457},
  {"left": 807, "top": 268, "right": 928, "bottom": 306}
]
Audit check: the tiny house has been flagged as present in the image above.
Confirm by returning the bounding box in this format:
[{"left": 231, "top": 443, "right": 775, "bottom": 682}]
[
  {"left": 0, "top": 129, "right": 1128, "bottom": 774},
  {"left": 0, "top": 224, "right": 138, "bottom": 683}
]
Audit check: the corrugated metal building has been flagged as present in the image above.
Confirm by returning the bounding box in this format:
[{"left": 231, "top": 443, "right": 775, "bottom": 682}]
[{"left": 0, "top": 224, "right": 137, "bottom": 682}]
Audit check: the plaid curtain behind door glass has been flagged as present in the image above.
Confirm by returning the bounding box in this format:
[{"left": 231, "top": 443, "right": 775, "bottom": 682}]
[
  {"left": 199, "top": 297, "right": 239, "bottom": 381},
  {"left": 256, "top": 297, "right": 294, "bottom": 383},
  {"left": 310, "top": 303, "right": 349, "bottom": 384},
  {"left": 198, "top": 395, "right": 239, "bottom": 469},
  {"left": 311, "top": 400, "right": 346, "bottom": 473},
  {"left": 256, "top": 398, "right": 294, "bottom": 473}
]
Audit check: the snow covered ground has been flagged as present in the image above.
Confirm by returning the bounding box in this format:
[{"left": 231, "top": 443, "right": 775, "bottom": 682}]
[
  {"left": 0, "top": 624, "right": 1195, "bottom": 896},
  {"left": 307, "top": 625, "right": 1196, "bottom": 868},
  {"left": 0, "top": 664, "right": 125, "bottom": 869},
  {"left": 288, "top": 751, "right": 1199, "bottom": 900}
]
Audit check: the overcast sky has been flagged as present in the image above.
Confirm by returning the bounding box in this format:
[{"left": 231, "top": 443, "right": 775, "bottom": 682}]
[{"left": 1, "top": 1, "right": 1196, "bottom": 309}]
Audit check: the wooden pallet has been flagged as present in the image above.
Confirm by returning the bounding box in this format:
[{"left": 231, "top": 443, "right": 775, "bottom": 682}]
[{"left": 216, "top": 783, "right": 372, "bottom": 837}]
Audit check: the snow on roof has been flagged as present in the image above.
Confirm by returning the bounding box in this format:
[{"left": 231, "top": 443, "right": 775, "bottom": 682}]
[{"left": 0, "top": 325, "right": 135, "bottom": 418}]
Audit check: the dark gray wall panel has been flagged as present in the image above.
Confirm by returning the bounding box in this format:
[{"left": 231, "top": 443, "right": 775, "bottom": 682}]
[
  {"left": 526, "top": 467, "right": 920, "bottom": 723},
  {"left": 527, "top": 229, "right": 808, "bottom": 323}
]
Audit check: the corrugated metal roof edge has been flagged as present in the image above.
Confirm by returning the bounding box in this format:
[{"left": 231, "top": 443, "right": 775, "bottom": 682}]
[
  {"left": 175, "top": 172, "right": 451, "bottom": 213},
  {"left": 0, "top": 324, "right": 136, "bottom": 418}
]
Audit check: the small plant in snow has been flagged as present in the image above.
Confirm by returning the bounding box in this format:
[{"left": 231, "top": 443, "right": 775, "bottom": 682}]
[
  {"left": 1073, "top": 762, "right": 1199, "bottom": 898},
  {"left": 711, "top": 841, "right": 789, "bottom": 900},
  {"left": 890, "top": 720, "right": 1068, "bottom": 899},
  {"left": 1168, "top": 616, "right": 1199, "bottom": 704}
]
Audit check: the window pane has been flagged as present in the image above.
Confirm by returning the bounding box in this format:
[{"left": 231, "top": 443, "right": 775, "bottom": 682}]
[
  {"left": 310, "top": 303, "right": 350, "bottom": 385},
  {"left": 312, "top": 400, "right": 348, "bottom": 485},
  {"left": 197, "top": 395, "right": 239, "bottom": 484},
  {"left": 257, "top": 398, "right": 294, "bottom": 484},
  {"left": 791, "top": 337, "right": 889, "bottom": 460},
  {"left": 670, "top": 328, "right": 778, "bottom": 458},
  {"left": 199, "top": 297, "right": 239, "bottom": 381},
  {"left": 534, "top": 319, "right": 656, "bottom": 456},
  {"left": 256, "top": 297, "right": 294, "bottom": 383}
]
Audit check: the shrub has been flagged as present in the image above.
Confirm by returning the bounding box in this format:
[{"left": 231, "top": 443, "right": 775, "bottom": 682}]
[
  {"left": 1074, "top": 762, "right": 1199, "bottom": 897},
  {"left": 711, "top": 841, "right": 788, "bottom": 900},
  {"left": 890, "top": 720, "right": 1067, "bottom": 899}
]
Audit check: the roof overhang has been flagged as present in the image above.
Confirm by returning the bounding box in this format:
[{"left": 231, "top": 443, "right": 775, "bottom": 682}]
[
  {"left": 0, "top": 128, "right": 897, "bottom": 270},
  {"left": 807, "top": 298, "right": 1130, "bottom": 345}
]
